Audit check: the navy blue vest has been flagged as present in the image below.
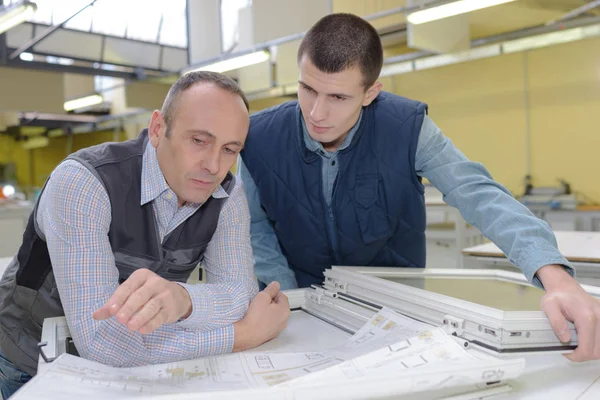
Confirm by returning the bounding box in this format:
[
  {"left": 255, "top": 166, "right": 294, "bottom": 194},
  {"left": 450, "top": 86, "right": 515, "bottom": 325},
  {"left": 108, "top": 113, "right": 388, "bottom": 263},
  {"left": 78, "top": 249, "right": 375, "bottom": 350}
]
[{"left": 241, "top": 91, "right": 428, "bottom": 287}]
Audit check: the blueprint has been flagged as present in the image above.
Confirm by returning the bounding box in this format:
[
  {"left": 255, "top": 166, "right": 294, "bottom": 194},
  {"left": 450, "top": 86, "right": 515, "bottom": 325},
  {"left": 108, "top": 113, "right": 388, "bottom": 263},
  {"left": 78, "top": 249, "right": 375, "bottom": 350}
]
[{"left": 12, "top": 307, "right": 525, "bottom": 400}]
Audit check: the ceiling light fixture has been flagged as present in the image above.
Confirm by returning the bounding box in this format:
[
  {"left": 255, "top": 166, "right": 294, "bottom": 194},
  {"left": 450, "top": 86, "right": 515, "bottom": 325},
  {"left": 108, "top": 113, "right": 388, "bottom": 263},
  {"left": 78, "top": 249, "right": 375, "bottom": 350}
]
[
  {"left": 186, "top": 50, "right": 270, "bottom": 74},
  {"left": 407, "top": 0, "right": 517, "bottom": 25},
  {"left": 64, "top": 94, "right": 104, "bottom": 112},
  {"left": 0, "top": 0, "right": 37, "bottom": 35}
]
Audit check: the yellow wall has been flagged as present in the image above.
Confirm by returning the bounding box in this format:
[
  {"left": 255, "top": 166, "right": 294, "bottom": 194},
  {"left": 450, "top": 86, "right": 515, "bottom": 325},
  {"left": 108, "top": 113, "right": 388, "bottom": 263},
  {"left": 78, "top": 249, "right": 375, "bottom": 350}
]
[
  {"left": 389, "top": 36, "right": 600, "bottom": 200},
  {"left": 0, "top": 130, "right": 127, "bottom": 189},
  {"left": 526, "top": 37, "right": 600, "bottom": 203},
  {"left": 0, "top": 66, "right": 65, "bottom": 113},
  {"left": 249, "top": 97, "right": 295, "bottom": 114},
  {"left": 392, "top": 52, "right": 529, "bottom": 193}
]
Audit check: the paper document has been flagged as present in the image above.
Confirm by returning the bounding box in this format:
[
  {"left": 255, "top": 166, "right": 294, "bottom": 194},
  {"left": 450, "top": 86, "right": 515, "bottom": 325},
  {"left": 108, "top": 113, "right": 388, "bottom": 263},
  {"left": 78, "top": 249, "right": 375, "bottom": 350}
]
[
  {"left": 328, "top": 306, "right": 436, "bottom": 357},
  {"left": 12, "top": 307, "right": 525, "bottom": 400}
]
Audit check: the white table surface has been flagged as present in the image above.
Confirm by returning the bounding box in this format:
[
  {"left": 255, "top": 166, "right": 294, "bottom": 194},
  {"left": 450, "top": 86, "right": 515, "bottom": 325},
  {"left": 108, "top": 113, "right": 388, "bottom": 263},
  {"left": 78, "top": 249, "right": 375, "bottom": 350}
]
[
  {"left": 497, "top": 352, "right": 600, "bottom": 399},
  {"left": 463, "top": 230, "right": 600, "bottom": 264}
]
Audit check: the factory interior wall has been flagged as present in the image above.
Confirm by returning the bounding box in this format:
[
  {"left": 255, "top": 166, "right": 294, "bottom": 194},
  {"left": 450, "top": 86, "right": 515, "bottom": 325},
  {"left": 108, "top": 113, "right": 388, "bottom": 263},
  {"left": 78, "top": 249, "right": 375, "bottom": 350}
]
[{"left": 1, "top": 130, "right": 127, "bottom": 189}]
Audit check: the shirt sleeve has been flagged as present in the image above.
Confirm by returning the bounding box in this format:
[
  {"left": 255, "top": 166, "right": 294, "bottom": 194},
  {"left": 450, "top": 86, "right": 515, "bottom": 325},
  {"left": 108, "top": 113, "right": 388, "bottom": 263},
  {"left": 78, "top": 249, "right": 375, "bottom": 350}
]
[
  {"left": 175, "top": 178, "right": 259, "bottom": 331},
  {"left": 236, "top": 157, "right": 298, "bottom": 289},
  {"left": 415, "top": 115, "right": 573, "bottom": 287}
]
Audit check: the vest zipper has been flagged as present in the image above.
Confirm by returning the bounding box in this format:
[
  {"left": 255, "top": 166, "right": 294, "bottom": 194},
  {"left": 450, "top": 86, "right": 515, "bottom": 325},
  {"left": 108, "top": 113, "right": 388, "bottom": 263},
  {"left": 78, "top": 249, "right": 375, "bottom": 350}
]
[
  {"left": 331, "top": 168, "right": 342, "bottom": 264},
  {"left": 320, "top": 159, "right": 341, "bottom": 264},
  {"left": 150, "top": 206, "right": 164, "bottom": 264}
]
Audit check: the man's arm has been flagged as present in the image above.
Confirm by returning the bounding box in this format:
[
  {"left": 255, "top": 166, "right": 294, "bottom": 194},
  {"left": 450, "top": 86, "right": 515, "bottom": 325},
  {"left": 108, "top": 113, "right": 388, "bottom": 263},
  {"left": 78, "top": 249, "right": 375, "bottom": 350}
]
[
  {"left": 237, "top": 157, "right": 298, "bottom": 289},
  {"left": 39, "top": 161, "right": 285, "bottom": 367},
  {"left": 416, "top": 115, "right": 600, "bottom": 361},
  {"left": 173, "top": 180, "right": 259, "bottom": 332},
  {"left": 415, "top": 115, "right": 572, "bottom": 285}
]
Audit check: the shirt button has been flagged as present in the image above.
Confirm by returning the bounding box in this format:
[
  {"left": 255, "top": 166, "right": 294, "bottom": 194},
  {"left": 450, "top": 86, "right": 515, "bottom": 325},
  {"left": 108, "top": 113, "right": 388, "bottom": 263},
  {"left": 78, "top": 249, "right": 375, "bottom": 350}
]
[
  {"left": 331, "top": 160, "right": 336, "bottom": 166},
  {"left": 166, "top": 194, "right": 172, "bottom": 200}
]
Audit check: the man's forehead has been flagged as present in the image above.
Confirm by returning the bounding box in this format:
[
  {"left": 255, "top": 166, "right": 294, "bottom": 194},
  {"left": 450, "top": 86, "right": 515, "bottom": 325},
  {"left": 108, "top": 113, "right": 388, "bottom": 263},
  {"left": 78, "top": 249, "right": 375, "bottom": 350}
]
[
  {"left": 299, "top": 60, "right": 363, "bottom": 93},
  {"left": 179, "top": 82, "right": 221, "bottom": 101}
]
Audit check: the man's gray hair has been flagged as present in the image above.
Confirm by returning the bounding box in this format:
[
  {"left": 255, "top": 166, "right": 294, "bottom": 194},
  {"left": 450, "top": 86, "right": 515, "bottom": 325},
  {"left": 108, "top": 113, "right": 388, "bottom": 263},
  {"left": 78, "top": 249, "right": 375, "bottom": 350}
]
[{"left": 161, "top": 71, "right": 249, "bottom": 136}]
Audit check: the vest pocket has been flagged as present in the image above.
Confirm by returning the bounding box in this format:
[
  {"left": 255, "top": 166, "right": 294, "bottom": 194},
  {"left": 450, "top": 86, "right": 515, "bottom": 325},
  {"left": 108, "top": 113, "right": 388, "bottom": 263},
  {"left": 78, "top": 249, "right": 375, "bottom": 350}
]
[
  {"left": 354, "top": 174, "right": 379, "bottom": 208},
  {"left": 113, "top": 245, "right": 206, "bottom": 284},
  {"left": 113, "top": 251, "right": 158, "bottom": 283},
  {"left": 353, "top": 174, "right": 391, "bottom": 244},
  {"left": 163, "top": 261, "right": 200, "bottom": 283},
  {"left": 163, "top": 246, "right": 207, "bottom": 283}
]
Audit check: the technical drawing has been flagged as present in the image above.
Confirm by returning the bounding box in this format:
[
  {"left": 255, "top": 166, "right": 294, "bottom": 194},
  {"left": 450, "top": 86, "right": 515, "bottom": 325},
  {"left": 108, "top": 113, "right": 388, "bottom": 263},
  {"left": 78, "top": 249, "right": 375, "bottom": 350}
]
[
  {"left": 255, "top": 355, "right": 275, "bottom": 370},
  {"left": 306, "top": 353, "right": 325, "bottom": 360},
  {"left": 354, "top": 330, "right": 376, "bottom": 344}
]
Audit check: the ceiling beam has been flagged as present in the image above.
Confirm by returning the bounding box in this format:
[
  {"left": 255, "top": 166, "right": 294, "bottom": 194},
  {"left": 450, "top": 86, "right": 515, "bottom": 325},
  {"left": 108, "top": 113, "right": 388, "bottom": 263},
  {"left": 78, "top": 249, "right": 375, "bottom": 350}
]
[
  {"left": 9, "top": 0, "right": 97, "bottom": 60},
  {"left": 546, "top": 0, "right": 600, "bottom": 25}
]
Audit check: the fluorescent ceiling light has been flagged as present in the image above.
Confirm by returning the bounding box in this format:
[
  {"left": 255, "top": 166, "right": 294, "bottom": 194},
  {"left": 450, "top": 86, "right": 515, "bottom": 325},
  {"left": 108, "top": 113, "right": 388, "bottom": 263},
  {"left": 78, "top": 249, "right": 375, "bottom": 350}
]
[
  {"left": 64, "top": 94, "right": 104, "bottom": 111},
  {"left": 502, "top": 28, "right": 584, "bottom": 53},
  {"left": 189, "top": 50, "right": 270, "bottom": 73},
  {"left": 20, "top": 126, "right": 46, "bottom": 136},
  {"left": 0, "top": 1, "right": 37, "bottom": 35},
  {"left": 22, "top": 136, "right": 49, "bottom": 150},
  {"left": 407, "top": 0, "right": 516, "bottom": 25},
  {"left": 46, "top": 55, "right": 74, "bottom": 65},
  {"left": 19, "top": 52, "right": 33, "bottom": 61},
  {"left": 380, "top": 61, "right": 414, "bottom": 77},
  {"left": 47, "top": 128, "right": 64, "bottom": 138}
]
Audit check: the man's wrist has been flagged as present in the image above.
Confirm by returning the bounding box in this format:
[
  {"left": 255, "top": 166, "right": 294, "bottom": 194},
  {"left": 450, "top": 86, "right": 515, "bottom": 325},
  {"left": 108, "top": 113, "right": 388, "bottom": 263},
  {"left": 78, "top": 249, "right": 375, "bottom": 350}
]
[
  {"left": 536, "top": 264, "right": 576, "bottom": 292},
  {"left": 233, "top": 320, "right": 250, "bottom": 352},
  {"left": 175, "top": 283, "right": 193, "bottom": 320}
]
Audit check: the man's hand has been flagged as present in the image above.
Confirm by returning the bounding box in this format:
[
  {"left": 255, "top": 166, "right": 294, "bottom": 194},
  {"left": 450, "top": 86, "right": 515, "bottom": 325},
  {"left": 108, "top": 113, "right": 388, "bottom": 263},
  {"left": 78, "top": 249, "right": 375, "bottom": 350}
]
[
  {"left": 233, "top": 281, "right": 290, "bottom": 352},
  {"left": 537, "top": 264, "right": 600, "bottom": 362},
  {"left": 92, "top": 269, "right": 192, "bottom": 334}
]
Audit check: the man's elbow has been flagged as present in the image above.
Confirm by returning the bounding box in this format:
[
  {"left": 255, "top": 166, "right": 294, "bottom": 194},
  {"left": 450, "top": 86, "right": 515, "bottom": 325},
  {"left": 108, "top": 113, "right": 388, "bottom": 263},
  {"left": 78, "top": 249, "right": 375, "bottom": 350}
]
[
  {"left": 76, "top": 341, "right": 128, "bottom": 367},
  {"left": 73, "top": 330, "right": 153, "bottom": 368}
]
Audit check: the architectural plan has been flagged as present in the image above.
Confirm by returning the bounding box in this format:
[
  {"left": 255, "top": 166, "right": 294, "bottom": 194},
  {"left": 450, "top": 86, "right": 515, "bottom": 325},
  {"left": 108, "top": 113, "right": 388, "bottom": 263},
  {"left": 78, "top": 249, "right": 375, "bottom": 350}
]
[{"left": 12, "top": 307, "right": 525, "bottom": 400}]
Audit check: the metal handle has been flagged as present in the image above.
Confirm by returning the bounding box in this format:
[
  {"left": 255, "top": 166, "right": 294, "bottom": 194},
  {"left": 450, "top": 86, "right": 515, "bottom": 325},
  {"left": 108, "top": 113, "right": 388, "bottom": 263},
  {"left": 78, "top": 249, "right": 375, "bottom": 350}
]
[{"left": 37, "top": 341, "right": 56, "bottom": 363}]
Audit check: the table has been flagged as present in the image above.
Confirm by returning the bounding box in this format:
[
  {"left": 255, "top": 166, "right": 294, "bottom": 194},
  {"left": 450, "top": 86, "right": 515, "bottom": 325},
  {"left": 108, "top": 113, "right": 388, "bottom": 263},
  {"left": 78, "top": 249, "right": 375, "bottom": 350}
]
[{"left": 462, "top": 230, "right": 600, "bottom": 286}]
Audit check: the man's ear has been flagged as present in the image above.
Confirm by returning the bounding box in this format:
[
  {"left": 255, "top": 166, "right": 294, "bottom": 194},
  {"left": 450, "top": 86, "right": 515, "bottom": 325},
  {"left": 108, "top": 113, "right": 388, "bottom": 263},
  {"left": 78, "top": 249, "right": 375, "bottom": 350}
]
[
  {"left": 362, "top": 81, "right": 383, "bottom": 107},
  {"left": 148, "top": 110, "right": 165, "bottom": 147}
]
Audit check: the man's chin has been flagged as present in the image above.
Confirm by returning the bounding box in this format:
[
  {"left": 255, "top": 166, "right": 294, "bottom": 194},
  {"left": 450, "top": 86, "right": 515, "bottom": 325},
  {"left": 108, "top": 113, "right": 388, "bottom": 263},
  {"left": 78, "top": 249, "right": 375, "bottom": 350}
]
[
  {"left": 181, "top": 191, "right": 212, "bottom": 206},
  {"left": 309, "top": 131, "right": 334, "bottom": 144}
]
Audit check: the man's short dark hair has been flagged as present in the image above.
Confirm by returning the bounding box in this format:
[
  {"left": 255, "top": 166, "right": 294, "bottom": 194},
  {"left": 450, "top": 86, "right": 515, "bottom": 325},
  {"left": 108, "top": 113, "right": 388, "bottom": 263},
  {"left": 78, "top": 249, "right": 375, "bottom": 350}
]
[
  {"left": 297, "top": 13, "right": 383, "bottom": 89},
  {"left": 161, "top": 71, "right": 249, "bottom": 137}
]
